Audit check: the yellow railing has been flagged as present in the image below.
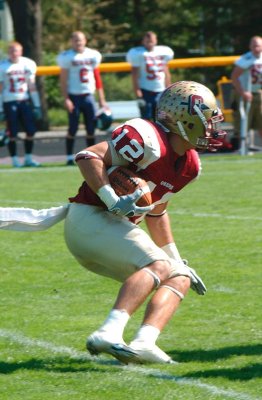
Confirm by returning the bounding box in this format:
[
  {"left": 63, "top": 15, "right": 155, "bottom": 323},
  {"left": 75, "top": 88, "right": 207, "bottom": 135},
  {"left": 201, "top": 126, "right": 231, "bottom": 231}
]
[{"left": 36, "top": 55, "right": 239, "bottom": 76}]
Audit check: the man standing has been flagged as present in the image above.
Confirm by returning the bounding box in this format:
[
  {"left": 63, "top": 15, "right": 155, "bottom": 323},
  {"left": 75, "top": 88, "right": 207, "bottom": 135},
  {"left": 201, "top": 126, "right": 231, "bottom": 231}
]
[
  {"left": 126, "top": 31, "right": 174, "bottom": 120},
  {"left": 57, "top": 31, "right": 109, "bottom": 166},
  {"left": 231, "top": 36, "right": 262, "bottom": 150},
  {"left": 0, "top": 42, "right": 42, "bottom": 168}
]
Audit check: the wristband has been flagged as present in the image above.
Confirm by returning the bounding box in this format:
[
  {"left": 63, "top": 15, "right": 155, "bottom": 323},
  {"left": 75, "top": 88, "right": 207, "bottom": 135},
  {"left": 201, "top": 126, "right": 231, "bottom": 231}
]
[
  {"left": 161, "top": 243, "right": 182, "bottom": 262},
  {"left": 97, "top": 184, "right": 119, "bottom": 209}
]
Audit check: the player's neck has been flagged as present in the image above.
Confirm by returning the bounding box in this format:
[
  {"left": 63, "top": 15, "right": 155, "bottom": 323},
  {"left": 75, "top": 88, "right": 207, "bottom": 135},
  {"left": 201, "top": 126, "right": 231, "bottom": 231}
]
[{"left": 168, "top": 133, "right": 193, "bottom": 156}]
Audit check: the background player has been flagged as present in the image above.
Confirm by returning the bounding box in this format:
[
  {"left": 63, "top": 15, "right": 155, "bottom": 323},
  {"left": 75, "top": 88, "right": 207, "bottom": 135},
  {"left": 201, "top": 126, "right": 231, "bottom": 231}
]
[
  {"left": 0, "top": 41, "right": 42, "bottom": 168},
  {"left": 231, "top": 35, "right": 262, "bottom": 150},
  {"left": 57, "top": 31, "right": 109, "bottom": 166},
  {"left": 126, "top": 31, "right": 174, "bottom": 120}
]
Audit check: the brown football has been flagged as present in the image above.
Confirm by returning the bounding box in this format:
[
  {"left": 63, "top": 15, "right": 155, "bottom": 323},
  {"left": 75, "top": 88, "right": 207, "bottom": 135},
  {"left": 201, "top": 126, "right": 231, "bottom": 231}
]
[{"left": 107, "top": 166, "right": 152, "bottom": 207}]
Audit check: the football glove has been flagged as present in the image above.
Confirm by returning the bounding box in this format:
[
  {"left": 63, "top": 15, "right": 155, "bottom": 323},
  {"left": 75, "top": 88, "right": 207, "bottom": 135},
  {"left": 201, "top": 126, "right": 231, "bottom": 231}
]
[
  {"left": 182, "top": 260, "right": 207, "bottom": 295},
  {"left": 33, "top": 107, "right": 42, "bottom": 120},
  {"left": 109, "top": 189, "right": 153, "bottom": 217}
]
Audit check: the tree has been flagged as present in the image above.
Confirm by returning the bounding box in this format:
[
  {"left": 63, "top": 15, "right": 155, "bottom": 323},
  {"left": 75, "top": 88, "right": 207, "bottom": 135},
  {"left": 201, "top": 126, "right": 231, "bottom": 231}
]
[{"left": 6, "top": 0, "right": 49, "bottom": 129}]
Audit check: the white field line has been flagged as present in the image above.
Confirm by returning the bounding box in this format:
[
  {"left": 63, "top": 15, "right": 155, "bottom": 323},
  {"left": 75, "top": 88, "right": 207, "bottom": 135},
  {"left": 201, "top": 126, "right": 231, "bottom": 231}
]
[
  {"left": 0, "top": 200, "right": 261, "bottom": 222},
  {"left": 0, "top": 328, "right": 258, "bottom": 400}
]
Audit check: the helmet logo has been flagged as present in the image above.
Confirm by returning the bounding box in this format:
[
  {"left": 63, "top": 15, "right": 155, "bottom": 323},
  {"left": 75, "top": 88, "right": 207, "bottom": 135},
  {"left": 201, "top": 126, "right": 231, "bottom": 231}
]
[{"left": 188, "top": 95, "right": 204, "bottom": 115}]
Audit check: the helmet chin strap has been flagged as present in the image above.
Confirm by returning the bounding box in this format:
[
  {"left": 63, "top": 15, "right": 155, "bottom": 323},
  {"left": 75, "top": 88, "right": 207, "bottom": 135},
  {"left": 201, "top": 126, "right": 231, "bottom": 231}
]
[
  {"left": 177, "top": 121, "right": 190, "bottom": 142},
  {"left": 193, "top": 104, "right": 208, "bottom": 129}
]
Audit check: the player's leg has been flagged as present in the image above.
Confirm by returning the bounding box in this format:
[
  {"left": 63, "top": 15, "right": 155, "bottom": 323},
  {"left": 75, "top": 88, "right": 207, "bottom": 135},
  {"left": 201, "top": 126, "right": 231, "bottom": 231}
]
[
  {"left": 4, "top": 101, "right": 21, "bottom": 167},
  {"left": 64, "top": 203, "right": 173, "bottom": 358},
  {"left": 110, "top": 274, "right": 190, "bottom": 364},
  {"left": 66, "top": 95, "right": 80, "bottom": 165},
  {"left": 20, "top": 100, "right": 40, "bottom": 167},
  {"left": 81, "top": 94, "right": 97, "bottom": 147}
]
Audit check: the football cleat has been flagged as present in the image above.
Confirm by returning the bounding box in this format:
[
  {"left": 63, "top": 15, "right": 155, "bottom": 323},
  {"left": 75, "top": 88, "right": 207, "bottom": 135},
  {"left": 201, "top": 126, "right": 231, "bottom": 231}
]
[
  {"left": 23, "top": 159, "right": 41, "bottom": 167},
  {"left": 110, "top": 343, "right": 177, "bottom": 365},
  {"left": 86, "top": 331, "right": 126, "bottom": 357}
]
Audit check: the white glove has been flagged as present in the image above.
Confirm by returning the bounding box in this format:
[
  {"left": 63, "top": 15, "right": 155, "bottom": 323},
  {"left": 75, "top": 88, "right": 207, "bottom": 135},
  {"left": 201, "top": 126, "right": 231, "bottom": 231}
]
[
  {"left": 109, "top": 189, "right": 153, "bottom": 217},
  {"left": 97, "top": 184, "right": 153, "bottom": 217},
  {"left": 161, "top": 244, "right": 207, "bottom": 295},
  {"left": 182, "top": 260, "right": 207, "bottom": 295}
]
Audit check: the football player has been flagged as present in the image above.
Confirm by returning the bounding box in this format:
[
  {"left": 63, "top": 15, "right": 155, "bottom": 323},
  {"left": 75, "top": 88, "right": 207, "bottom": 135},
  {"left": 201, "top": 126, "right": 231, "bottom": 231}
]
[
  {"left": 231, "top": 35, "right": 262, "bottom": 150},
  {"left": 57, "top": 31, "right": 109, "bottom": 166},
  {"left": 65, "top": 81, "right": 226, "bottom": 364},
  {"left": 126, "top": 31, "right": 174, "bottom": 120},
  {"left": 0, "top": 81, "right": 226, "bottom": 364},
  {"left": 0, "top": 41, "right": 42, "bottom": 168}
]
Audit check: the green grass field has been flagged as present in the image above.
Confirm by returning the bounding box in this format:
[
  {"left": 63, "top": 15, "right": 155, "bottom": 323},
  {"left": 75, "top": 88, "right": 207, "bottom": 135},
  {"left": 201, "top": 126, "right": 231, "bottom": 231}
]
[{"left": 0, "top": 154, "right": 261, "bottom": 400}]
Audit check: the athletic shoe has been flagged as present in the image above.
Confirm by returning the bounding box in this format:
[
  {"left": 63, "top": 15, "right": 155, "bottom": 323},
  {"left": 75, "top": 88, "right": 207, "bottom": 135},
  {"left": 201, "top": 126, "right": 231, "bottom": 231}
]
[
  {"left": 24, "top": 159, "right": 41, "bottom": 167},
  {"left": 12, "top": 161, "right": 22, "bottom": 168},
  {"left": 110, "top": 343, "right": 177, "bottom": 365},
  {"left": 86, "top": 330, "right": 126, "bottom": 357}
]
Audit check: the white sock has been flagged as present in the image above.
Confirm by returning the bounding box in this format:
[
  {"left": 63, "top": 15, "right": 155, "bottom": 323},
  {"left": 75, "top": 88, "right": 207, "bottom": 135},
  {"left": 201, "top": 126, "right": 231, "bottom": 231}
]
[
  {"left": 98, "top": 309, "right": 130, "bottom": 340},
  {"left": 130, "top": 324, "right": 160, "bottom": 347},
  {"left": 67, "top": 154, "right": 74, "bottom": 161}
]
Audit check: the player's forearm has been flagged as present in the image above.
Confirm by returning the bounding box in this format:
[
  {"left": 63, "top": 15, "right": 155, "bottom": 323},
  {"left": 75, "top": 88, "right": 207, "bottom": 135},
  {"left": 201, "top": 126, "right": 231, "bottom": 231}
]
[
  {"left": 145, "top": 209, "right": 174, "bottom": 247},
  {"left": 131, "top": 68, "right": 142, "bottom": 97},
  {"left": 97, "top": 88, "right": 106, "bottom": 107}
]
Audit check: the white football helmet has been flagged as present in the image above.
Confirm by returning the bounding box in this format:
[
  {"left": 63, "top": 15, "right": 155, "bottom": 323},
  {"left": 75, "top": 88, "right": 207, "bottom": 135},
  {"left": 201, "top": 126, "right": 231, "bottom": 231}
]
[{"left": 156, "top": 81, "right": 226, "bottom": 151}]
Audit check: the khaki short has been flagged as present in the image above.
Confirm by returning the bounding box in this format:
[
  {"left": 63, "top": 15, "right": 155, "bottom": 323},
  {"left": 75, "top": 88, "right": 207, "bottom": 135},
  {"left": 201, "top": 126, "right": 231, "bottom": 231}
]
[
  {"left": 232, "top": 90, "right": 262, "bottom": 132},
  {"left": 64, "top": 203, "right": 173, "bottom": 282}
]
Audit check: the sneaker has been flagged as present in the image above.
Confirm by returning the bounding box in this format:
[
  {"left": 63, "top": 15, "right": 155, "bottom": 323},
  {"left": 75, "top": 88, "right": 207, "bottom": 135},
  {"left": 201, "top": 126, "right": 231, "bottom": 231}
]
[
  {"left": 12, "top": 161, "right": 22, "bottom": 168},
  {"left": 86, "top": 330, "right": 126, "bottom": 358},
  {"left": 110, "top": 343, "right": 177, "bottom": 365},
  {"left": 24, "top": 159, "right": 41, "bottom": 167}
]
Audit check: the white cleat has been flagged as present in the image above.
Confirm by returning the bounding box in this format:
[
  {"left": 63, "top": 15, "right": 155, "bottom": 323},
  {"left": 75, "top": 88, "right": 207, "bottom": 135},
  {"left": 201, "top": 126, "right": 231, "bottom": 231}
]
[
  {"left": 86, "top": 331, "right": 126, "bottom": 358},
  {"left": 110, "top": 343, "right": 177, "bottom": 365},
  {"left": 23, "top": 159, "right": 41, "bottom": 167}
]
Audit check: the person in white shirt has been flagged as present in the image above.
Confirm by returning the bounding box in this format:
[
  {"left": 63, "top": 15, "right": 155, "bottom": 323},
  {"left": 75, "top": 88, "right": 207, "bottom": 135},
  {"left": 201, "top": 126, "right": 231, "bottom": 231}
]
[
  {"left": 57, "top": 31, "right": 109, "bottom": 166},
  {"left": 231, "top": 36, "right": 262, "bottom": 150},
  {"left": 0, "top": 41, "right": 42, "bottom": 168},
  {"left": 126, "top": 31, "right": 174, "bottom": 120}
]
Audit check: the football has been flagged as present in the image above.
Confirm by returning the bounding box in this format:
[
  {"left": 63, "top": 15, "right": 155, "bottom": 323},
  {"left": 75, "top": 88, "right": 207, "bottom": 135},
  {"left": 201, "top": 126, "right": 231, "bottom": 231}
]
[{"left": 107, "top": 166, "right": 152, "bottom": 207}]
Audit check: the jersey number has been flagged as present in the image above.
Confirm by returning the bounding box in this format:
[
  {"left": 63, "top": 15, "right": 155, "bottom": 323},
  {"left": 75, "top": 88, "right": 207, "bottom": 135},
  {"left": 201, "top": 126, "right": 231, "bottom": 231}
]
[
  {"left": 79, "top": 68, "right": 89, "bottom": 83},
  {"left": 9, "top": 77, "right": 26, "bottom": 93},
  {"left": 112, "top": 128, "right": 144, "bottom": 162}
]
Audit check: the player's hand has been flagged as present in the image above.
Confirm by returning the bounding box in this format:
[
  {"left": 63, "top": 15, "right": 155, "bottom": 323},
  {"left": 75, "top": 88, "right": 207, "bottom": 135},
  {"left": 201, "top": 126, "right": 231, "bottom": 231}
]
[
  {"left": 0, "top": 111, "right": 5, "bottom": 121},
  {"left": 108, "top": 189, "right": 153, "bottom": 217},
  {"left": 33, "top": 107, "right": 42, "bottom": 120},
  {"left": 65, "top": 98, "right": 74, "bottom": 113},
  {"left": 182, "top": 260, "right": 207, "bottom": 295}
]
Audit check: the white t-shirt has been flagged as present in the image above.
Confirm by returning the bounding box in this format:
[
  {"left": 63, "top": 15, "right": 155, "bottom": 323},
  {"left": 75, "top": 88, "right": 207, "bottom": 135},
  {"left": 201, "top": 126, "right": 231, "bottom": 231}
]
[
  {"left": 0, "top": 56, "right": 36, "bottom": 102},
  {"left": 126, "top": 45, "right": 174, "bottom": 92},
  {"left": 235, "top": 51, "right": 262, "bottom": 93},
  {"left": 57, "top": 47, "right": 102, "bottom": 94}
]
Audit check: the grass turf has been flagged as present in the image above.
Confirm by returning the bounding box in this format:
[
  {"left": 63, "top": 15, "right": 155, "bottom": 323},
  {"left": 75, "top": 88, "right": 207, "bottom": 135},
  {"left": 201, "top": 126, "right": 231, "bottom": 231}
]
[{"left": 0, "top": 154, "right": 261, "bottom": 400}]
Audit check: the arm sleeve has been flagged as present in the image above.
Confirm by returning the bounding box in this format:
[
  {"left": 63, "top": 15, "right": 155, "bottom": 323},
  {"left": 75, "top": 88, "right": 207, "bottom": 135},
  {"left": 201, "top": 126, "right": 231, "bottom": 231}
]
[{"left": 94, "top": 68, "right": 103, "bottom": 89}]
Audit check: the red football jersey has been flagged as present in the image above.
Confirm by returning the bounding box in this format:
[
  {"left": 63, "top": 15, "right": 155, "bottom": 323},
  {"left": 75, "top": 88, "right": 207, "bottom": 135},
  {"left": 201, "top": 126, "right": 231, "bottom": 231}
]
[{"left": 70, "top": 118, "right": 200, "bottom": 223}]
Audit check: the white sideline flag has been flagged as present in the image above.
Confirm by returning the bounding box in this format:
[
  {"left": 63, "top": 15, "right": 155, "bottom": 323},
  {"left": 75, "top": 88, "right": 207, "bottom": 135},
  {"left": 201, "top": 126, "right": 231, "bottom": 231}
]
[{"left": 0, "top": 204, "right": 69, "bottom": 231}]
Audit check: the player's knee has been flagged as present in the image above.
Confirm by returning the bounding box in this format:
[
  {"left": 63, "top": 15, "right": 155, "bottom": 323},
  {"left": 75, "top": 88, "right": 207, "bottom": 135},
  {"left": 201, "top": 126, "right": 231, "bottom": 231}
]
[
  {"left": 164, "top": 275, "right": 191, "bottom": 296},
  {"left": 144, "top": 260, "right": 172, "bottom": 286}
]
